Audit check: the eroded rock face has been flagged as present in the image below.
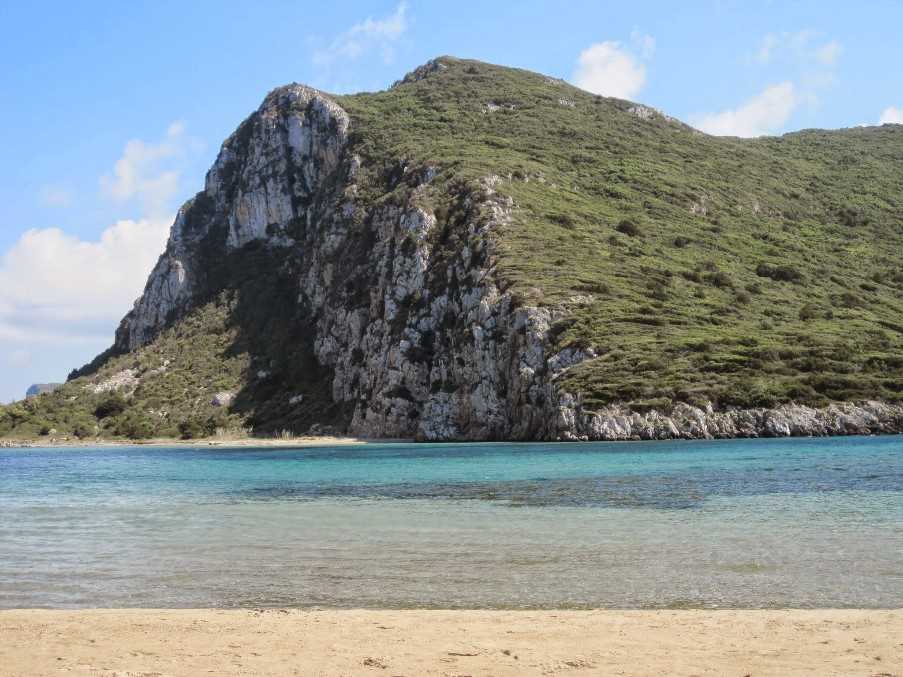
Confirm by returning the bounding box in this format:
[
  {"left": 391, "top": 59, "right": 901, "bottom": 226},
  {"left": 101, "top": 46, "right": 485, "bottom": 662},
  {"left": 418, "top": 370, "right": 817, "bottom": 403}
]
[
  {"left": 111, "top": 81, "right": 903, "bottom": 441},
  {"left": 554, "top": 398, "right": 903, "bottom": 441},
  {"left": 115, "top": 84, "right": 351, "bottom": 352}
]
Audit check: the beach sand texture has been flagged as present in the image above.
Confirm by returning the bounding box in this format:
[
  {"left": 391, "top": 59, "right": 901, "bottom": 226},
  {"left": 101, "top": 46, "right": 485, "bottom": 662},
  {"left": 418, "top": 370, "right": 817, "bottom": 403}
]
[{"left": 1, "top": 609, "right": 900, "bottom": 676}]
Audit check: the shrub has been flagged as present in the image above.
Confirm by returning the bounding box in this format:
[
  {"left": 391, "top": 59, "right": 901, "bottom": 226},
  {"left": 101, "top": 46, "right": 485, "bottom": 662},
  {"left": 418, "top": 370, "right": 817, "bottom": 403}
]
[
  {"left": 838, "top": 205, "right": 870, "bottom": 228},
  {"left": 704, "top": 271, "right": 733, "bottom": 288},
  {"left": 547, "top": 213, "right": 576, "bottom": 229},
  {"left": 646, "top": 281, "right": 669, "bottom": 301},
  {"left": 178, "top": 418, "right": 215, "bottom": 440},
  {"left": 799, "top": 303, "right": 819, "bottom": 321},
  {"left": 114, "top": 412, "right": 154, "bottom": 440},
  {"left": 615, "top": 219, "right": 641, "bottom": 237},
  {"left": 837, "top": 292, "right": 863, "bottom": 308},
  {"left": 756, "top": 263, "right": 802, "bottom": 283},
  {"left": 94, "top": 392, "right": 127, "bottom": 419},
  {"left": 72, "top": 423, "right": 94, "bottom": 439}
]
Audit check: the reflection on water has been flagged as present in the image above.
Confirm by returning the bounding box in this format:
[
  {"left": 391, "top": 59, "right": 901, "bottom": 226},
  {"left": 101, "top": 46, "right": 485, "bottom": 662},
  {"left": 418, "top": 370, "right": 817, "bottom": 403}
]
[{"left": 0, "top": 436, "right": 901, "bottom": 609}]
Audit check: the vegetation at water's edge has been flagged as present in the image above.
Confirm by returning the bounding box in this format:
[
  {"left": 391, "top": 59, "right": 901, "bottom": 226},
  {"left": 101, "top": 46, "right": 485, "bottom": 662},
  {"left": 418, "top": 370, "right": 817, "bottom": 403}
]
[{"left": 2, "top": 56, "right": 903, "bottom": 440}]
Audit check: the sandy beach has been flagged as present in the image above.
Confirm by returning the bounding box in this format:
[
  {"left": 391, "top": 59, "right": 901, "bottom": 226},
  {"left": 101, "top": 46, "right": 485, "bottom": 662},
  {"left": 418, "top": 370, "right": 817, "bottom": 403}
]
[
  {"left": 0, "top": 435, "right": 394, "bottom": 449},
  {"left": 1, "top": 609, "right": 900, "bottom": 676}
]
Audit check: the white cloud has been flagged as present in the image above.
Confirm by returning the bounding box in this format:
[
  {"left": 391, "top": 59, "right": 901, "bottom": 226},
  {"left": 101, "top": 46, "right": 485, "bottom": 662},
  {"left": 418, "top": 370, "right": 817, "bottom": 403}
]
[
  {"left": 880, "top": 106, "right": 903, "bottom": 124},
  {"left": 314, "top": 2, "right": 409, "bottom": 66},
  {"left": 692, "top": 82, "right": 798, "bottom": 137},
  {"left": 814, "top": 40, "right": 843, "bottom": 66},
  {"left": 39, "top": 185, "right": 74, "bottom": 207},
  {"left": 756, "top": 33, "right": 780, "bottom": 63},
  {"left": 572, "top": 41, "right": 647, "bottom": 100},
  {"left": 0, "top": 218, "right": 170, "bottom": 341},
  {"left": 630, "top": 30, "right": 656, "bottom": 60},
  {"left": 754, "top": 30, "right": 840, "bottom": 66},
  {"left": 100, "top": 121, "right": 190, "bottom": 216}
]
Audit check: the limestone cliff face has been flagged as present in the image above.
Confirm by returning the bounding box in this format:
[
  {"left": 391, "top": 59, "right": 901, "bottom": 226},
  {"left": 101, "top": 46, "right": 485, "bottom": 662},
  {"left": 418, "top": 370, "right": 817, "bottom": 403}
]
[
  {"left": 116, "top": 85, "right": 350, "bottom": 352},
  {"left": 115, "top": 83, "right": 903, "bottom": 441},
  {"left": 115, "top": 84, "right": 559, "bottom": 440}
]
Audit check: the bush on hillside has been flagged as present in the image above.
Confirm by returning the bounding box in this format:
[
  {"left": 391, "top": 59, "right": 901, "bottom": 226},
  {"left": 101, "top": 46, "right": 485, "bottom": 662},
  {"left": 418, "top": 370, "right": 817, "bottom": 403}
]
[
  {"left": 94, "top": 392, "right": 127, "bottom": 419},
  {"left": 756, "top": 263, "right": 803, "bottom": 283},
  {"left": 615, "top": 219, "right": 641, "bottom": 237}
]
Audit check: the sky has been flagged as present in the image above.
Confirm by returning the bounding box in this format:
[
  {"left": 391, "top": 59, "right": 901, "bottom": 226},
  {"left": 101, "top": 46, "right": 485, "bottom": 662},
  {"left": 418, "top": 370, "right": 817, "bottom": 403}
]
[{"left": 1, "top": 0, "right": 901, "bottom": 402}]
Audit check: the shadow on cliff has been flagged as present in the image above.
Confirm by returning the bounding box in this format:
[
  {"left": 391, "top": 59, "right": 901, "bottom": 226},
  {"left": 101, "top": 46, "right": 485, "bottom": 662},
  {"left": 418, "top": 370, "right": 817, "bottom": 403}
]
[{"left": 211, "top": 241, "right": 354, "bottom": 435}]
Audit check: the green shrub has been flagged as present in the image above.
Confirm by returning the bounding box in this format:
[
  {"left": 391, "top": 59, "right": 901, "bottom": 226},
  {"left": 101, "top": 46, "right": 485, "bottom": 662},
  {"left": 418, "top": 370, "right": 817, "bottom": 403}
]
[
  {"left": 114, "top": 412, "right": 155, "bottom": 440},
  {"left": 179, "top": 414, "right": 224, "bottom": 440},
  {"left": 756, "top": 263, "right": 803, "bottom": 283},
  {"left": 704, "top": 271, "right": 733, "bottom": 288},
  {"left": 615, "top": 219, "right": 641, "bottom": 237},
  {"left": 94, "top": 392, "right": 127, "bottom": 419},
  {"left": 799, "top": 304, "right": 819, "bottom": 321}
]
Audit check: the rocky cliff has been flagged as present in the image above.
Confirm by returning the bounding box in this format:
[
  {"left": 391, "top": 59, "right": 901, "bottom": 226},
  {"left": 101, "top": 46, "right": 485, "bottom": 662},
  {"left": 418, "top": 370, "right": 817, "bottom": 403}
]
[
  {"left": 102, "top": 60, "right": 903, "bottom": 441},
  {"left": 111, "top": 82, "right": 563, "bottom": 440},
  {"left": 12, "top": 57, "right": 902, "bottom": 442}
]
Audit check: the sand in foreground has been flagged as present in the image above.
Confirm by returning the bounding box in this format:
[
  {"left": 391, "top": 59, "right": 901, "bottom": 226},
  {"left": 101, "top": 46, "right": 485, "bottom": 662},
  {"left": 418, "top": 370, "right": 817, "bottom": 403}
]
[{"left": 1, "top": 609, "right": 900, "bottom": 676}]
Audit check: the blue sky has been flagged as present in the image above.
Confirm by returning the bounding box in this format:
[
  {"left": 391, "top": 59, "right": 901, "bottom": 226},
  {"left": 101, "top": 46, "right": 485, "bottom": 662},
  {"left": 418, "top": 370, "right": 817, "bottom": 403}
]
[{"left": 1, "top": 0, "right": 901, "bottom": 402}]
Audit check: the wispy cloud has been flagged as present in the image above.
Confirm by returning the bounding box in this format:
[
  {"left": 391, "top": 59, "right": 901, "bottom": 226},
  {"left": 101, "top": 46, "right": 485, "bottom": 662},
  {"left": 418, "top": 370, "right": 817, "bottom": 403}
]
[
  {"left": 99, "top": 121, "right": 197, "bottom": 217},
  {"left": 39, "top": 184, "right": 74, "bottom": 208},
  {"left": 692, "top": 82, "right": 798, "bottom": 137},
  {"left": 697, "top": 30, "right": 841, "bottom": 137},
  {"left": 754, "top": 30, "right": 842, "bottom": 66},
  {"left": 572, "top": 35, "right": 652, "bottom": 100},
  {"left": 630, "top": 29, "right": 656, "bottom": 60},
  {"left": 814, "top": 40, "right": 843, "bottom": 66},
  {"left": 313, "top": 2, "right": 409, "bottom": 67}
]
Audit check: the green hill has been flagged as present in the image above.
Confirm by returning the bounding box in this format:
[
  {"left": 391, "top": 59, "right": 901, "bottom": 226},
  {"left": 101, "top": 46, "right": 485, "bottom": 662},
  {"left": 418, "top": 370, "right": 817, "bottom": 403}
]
[{"left": 3, "top": 57, "right": 903, "bottom": 441}]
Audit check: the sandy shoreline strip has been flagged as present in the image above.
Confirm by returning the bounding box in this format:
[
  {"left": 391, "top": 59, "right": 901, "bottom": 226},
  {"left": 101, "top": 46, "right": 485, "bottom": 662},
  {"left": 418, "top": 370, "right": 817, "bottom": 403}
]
[
  {"left": 0, "top": 435, "right": 408, "bottom": 449},
  {"left": 1, "top": 609, "right": 900, "bottom": 676}
]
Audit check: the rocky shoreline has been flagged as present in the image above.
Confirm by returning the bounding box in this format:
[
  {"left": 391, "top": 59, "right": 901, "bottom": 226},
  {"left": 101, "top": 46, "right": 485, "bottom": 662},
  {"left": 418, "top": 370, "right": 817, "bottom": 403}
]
[
  {"left": 3, "top": 399, "right": 903, "bottom": 447},
  {"left": 555, "top": 398, "right": 903, "bottom": 441}
]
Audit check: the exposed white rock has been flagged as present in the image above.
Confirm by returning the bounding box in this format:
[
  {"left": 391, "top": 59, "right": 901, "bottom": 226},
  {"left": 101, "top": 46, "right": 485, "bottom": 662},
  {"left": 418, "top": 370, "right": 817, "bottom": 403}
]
[
  {"left": 211, "top": 392, "right": 235, "bottom": 408},
  {"left": 548, "top": 347, "right": 596, "bottom": 377},
  {"left": 628, "top": 104, "right": 657, "bottom": 120},
  {"left": 482, "top": 102, "right": 516, "bottom": 114},
  {"left": 86, "top": 369, "right": 139, "bottom": 394}
]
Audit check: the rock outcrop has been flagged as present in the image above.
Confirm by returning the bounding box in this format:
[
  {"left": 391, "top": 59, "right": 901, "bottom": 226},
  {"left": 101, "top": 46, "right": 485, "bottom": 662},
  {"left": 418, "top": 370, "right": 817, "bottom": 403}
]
[
  {"left": 554, "top": 398, "right": 903, "bottom": 441},
  {"left": 107, "top": 73, "right": 903, "bottom": 442},
  {"left": 26, "top": 383, "right": 62, "bottom": 399}
]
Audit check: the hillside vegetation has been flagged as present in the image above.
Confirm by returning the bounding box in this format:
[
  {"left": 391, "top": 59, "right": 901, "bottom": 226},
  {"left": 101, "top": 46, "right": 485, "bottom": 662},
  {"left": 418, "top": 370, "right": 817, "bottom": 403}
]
[{"left": 3, "top": 57, "right": 903, "bottom": 440}]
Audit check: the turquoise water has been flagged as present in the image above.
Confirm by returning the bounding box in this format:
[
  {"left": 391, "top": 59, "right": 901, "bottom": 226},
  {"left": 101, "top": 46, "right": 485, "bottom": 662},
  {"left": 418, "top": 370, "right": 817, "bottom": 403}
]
[{"left": 0, "top": 436, "right": 901, "bottom": 609}]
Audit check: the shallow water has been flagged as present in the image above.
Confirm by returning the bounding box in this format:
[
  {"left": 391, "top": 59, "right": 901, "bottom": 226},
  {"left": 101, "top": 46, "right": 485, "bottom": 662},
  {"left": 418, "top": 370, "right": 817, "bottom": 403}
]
[{"left": 1, "top": 436, "right": 901, "bottom": 608}]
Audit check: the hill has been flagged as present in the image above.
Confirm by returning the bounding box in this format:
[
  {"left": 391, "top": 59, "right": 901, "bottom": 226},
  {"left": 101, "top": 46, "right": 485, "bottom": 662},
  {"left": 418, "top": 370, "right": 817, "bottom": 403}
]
[
  {"left": 25, "top": 384, "right": 62, "bottom": 399},
  {"left": 3, "top": 56, "right": 903, "bottom": 441}
]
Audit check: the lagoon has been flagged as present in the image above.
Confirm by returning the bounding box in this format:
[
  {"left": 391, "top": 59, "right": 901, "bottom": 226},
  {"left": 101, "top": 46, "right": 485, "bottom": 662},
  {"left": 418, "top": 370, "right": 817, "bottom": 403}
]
[{"left": 1, "top": 436, "right": 901, "bottom": 609}]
